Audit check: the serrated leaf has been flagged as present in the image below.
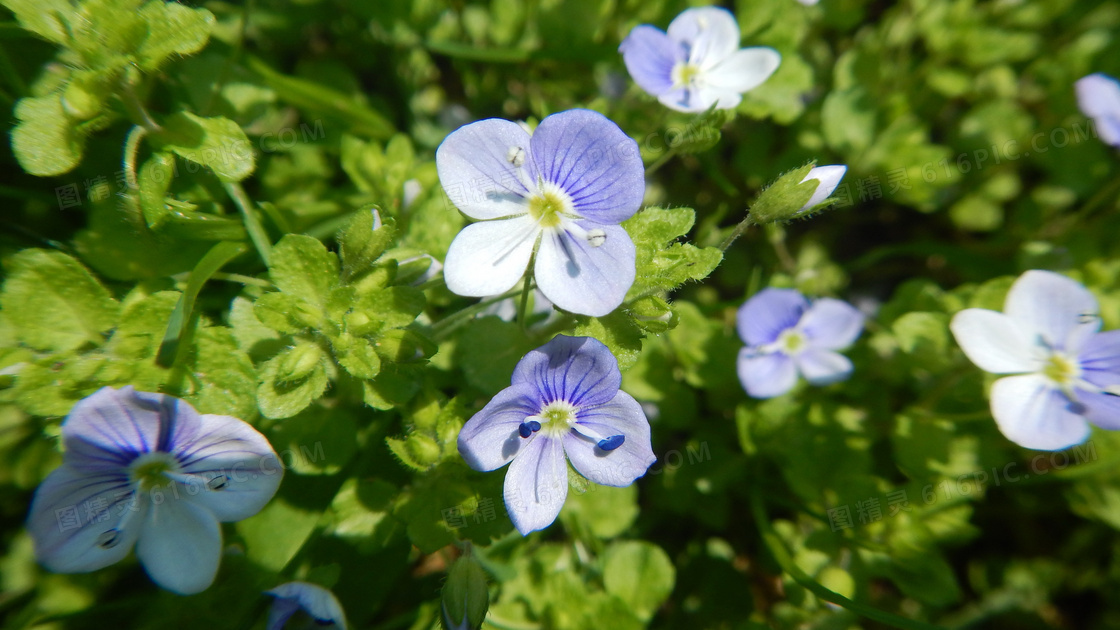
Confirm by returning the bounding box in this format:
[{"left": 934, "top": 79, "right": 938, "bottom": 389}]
[
  {"left": 268, "top": 234, "right": 340, "bottom": 309},
  {"left": 185, "top": 326, "right": 258, "bottom": 420},
  {"left": 351, "top": 286, "right": 426, "bottom": 334},
  {"left": 571, "top": 311, "right": 643, "bottom": 371},
  {"left": 11, "top": 95, "right": 84, "bottom": 176},
  {"left": 254, "top": 292, "right": 322, "bottom": 334},
  {"left": 332, "top": 332, "right": 381, "bottom": 380},
  {"left": 1, "top": 250, "right": 119, "bottom": 352},
  {"left": 339, "top": 211, "right": 396, "bottom": 280},
  {"left": 136, "top": 1, "right": 214, "bottom": 71},
  {"left": 150, "top": 112, "right": 255, "bottom": 182}
]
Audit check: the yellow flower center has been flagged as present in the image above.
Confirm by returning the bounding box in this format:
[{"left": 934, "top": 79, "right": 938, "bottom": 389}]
[
  {"left": 778, "top": 329, "right": 806, "bottom": 354},
  {"left": 1043, "top": 353, "right": 1079, "bottom": 387},
  {"left": 528, "top": 190, "right": 568, "bottom": 228},
  {"left": 536, "top": 400, "right": 578, "bottom": 438},
  {"left": 673, "top": 62, "right": 702, "bottom": 87}
]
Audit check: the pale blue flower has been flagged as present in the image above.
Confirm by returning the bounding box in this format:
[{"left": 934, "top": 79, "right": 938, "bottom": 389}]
[
  {"left": 437, "top": 109, "right": 644, "bottom": 317},
  {"left": 737, "top": 288, "right": 864, "bottom": 398},
  {"left": 799, "top": 165, "right": 847, "bottom": 212},
  {"left": 950, "top": 270, "right": 1120, "bottom": 450},
  {"left": 619, "top": 6, "right": 781, "bottom": 113},
  {"left": 458, "top": 335, "right": 656, "bottom": 535},
  {"left": 1075, "top": 73, "right": 1120, "bottom": 148},
  {"left": 27, "top": 386, "right": 282, "bottom": 594},
  {"left": 266, "top": 582, "right": 347, "bottom": 630}
]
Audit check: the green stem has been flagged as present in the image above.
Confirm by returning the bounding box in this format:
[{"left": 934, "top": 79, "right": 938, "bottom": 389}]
[
  {"left": 719, "top": 214, "right": 755, "bottom": 251},
  {"left": 430, "top": 289, "right": 524, "bottom": 341},
  {"left": 518, "top": 251, "right": 538, "bottom": 332},
  {"left": 122, "top": 125, "right": 147, "bottom": 193},
  {"left": 750, "top": 489, "right": 948, "bottom": 630},
  {"left": 119, "top": 82, "right": 161, "bottom": 132},
  {"left": 207, "top": 271, "right": 273, "bottom": 288},
  {"left": 224, "top": 182, "right": 272, "bottom": 267},
  {"left": 644, "top": 146, "right": 678, "bottom": 177}
]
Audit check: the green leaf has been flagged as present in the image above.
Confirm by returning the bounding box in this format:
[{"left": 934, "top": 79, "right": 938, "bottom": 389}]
[
  {"left": 623, "top": 207, "right": 723, "bottom": 295},
  {"left": 560, "top": 484, "right": 639, "bottom": 539},
  {"left": 235, "top": 497, "right": 320, "bottom": 572},
  {"left": 254, "top": 292, "right": 322, "bottom": 334},
  {"left": 184, "top": 326, "right": 258, "bottom": 420},
  {"left": 269, "top": 407, "right": 359, "bottom": 475},
  {"left": 11, "top": 95, "right": 84, "bottom": 176},
  {"left": 1, "top": 0, "right": 73, "bottom": 44},
  {"left": 338, "top": 210, "right": 396, "bottom": 280},
  {"left": 150, "top": 112, "right": 256, "bottom": 182},
  {"left": 331, "top": 332, "right": 381, "bottom": 380},
  {"left": 323, "top": 478, "right": 400, "bottom": 551},
  {"left": 571, "top": 310, "right": 643, "bottom": 371},
  {"left": 1, "top": 250, "right": 119, "bottom": 352},
  {"left": 257, "top": 347, "right": 329, "bottom": 419},
  {"left": 602, "top": 541, "right": 676, "bottom": 622},
  {"left": 268, "top": 234, "right": 340, "bottom": 308},
  {"left": 822, "top": 87, "right": 877, "bottom": 154},
  {"left": 246, "top": 56, "right": 395, "bottom": 140},
  {"left": 351, "top": 287, "right": 426, "bottom": 335},
  {"left": 747, "top": 163, "right": 819, "bottom": 225},
  {"left": 135, "top": 1, "right": 214, "bottom": 71},
  {"left": 452, "top": 317, "right": 535, "bottom": 394}
]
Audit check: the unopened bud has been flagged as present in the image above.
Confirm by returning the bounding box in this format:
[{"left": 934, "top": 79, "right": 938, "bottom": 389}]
[{"left": 441, "top": 554, "right": 489, "bottom": 630}]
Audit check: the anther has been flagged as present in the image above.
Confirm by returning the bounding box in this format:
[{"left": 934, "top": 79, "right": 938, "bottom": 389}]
[
  {"left": 506, "top": 146, "right": 526, "bottom": 167},
  {"left": 597, "top": 435, "right": 625, "bottom": 451},
  {"left": 587, "top": 229, "right": 606, "bottom": 247},
  {"left": 519, "top": 422, "right": 533, "bottom": 438},
  {"left": 1079, "top": 312, "right": 1100, "bottom": 325},
  {"left": 207, "top": 475, "right": 230, "bottom": 491},
  {"left": 97, "top": 529, "right": 121, "bottom": 549}
]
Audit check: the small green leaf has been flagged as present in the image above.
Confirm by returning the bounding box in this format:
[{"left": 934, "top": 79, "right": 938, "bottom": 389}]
[
  {"left": 150, "top": 112, "right": 255, "bottom": 182},
  {"left": 235, "top": 497, "right": 319, "bottom": 572},
  {"left": 11, "top": 95, "right": 84, "bottom": 176},
  {"left": 254, "top": 292, "right": 322, "bottom": 334},
  {"left": 1, "top": 250, "right": 119, "bottom": 352},
  {"left": 257, "top": 348, "right": 329, "bottom": 419},
  {"left": 268, "top": 234, "right": 340, "bottom": 308},
  {"left": 560, "top": 484, "right": 639, "bottom": 539},
  {"left": 602, "top": 541, "right": 676, "bottom": 621},
  {"left": 339, "top": 210, "right": 396, "bottom": 280},
  {"left": 571, "top": 311, "right": 643, "bottom": 371},
  {"left": 136, "top": 1, "right": 214, "bottom": 71},
  {"left": 748, "top": 163, "right": 819, "bottom": 225},
  {"left": 1, "top": 0, "right": 73, "bottom": 44},
  {"left": 351, "top": 287, "right": 426, "bottom": 334},
  {"left": 331, "top": 332, "right": 382, "bottom": 380}
]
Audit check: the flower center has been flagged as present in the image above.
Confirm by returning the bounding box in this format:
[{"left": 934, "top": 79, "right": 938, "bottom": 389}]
[
  {"left": 672, "top": 62, "right": 703, "bottom": 88},
  {"left": 777, "top": 329, "right": 807, "bottom": 355},
  {"left": 528, "top": 187, "right": 572, "bottom": 228},
  {"left": 1043, "top": 352, "right": 1079, "bottom": 387},
  {"left": 533, "top": 400, "right": 579, "bottom": 438},
  {"left": 128, "top": 452, "right": 181, "bottom": 492}
]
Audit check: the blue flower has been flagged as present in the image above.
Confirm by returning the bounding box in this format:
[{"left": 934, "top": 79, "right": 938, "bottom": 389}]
[
  {"left": 457, "top": 335, "right": 656, "bottom": 535},
  {"left": 950, "top": 270, "right": 1120, "bottom": 450},
  {"left": 619, "top": 6, "right": 781, "bottom": 113},
  {"left": 27, "top": 386, "right": 283, "bottom": 594},
  {"left": 437, "top": 109, "right": 644, "bottom": 317},
  {"left": 266, "top": 582, "right": 347, "bottom": 630},
  {"left": 736, "top": 288, "right": 865, "bottom": 398},
  {"left": 1075, "top": 73, "right": 1120, "bottom": 148}
]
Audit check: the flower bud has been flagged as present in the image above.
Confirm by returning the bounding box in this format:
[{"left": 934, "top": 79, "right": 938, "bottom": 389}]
[
  {"left": 277, "top": 342, "right": 323, "bottom": 382},
  {"left": 441, "top": 554, "right": 489, "bottom": 630}
]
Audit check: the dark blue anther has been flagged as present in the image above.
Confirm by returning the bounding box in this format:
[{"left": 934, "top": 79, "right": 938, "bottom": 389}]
[
  {"left": 527, "top": 420, "right": 541, "bottom": 433},
  {"left": 597, "top": 435, "right": 625, "bottom": 451},
  {"left": 518, "top": 422, "right": 532, "bottom": 438}
]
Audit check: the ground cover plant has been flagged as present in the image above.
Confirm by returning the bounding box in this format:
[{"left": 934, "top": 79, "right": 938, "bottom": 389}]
[{"left": 1, "top": 0, "right": 1120, "bottom": 629}]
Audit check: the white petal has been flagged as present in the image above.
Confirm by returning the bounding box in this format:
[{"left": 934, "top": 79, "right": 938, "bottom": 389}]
[
  {"left": 1075, "top": 73, "right": 1120, "bottom": 120},
  {"left": 950, "top": 309, "right": 1041, "bottom": 374},
  {"left": 171, "top": 413, "right": 283, "bottom": 522},
  {"left": 990, "top": 374, "right": 1090, "bottom": 451},
  {"left": 457, "top": 384, "right": 539, "bottom": 472},
  {"left": 798, "top": 165, "right": 847, "bottom": 211},
  {"left": 136, "top": 494, "right": 222, "bottom": 594},
  {"left": 534, "top": 223, "right": 635, "bottom": 317},
  {"left": 503, "top": 436, "right": 568, "bottom": 536},
  {"left": 704, "top": 47, "right": 781, "bottom": 93},
  {"left": 436, "top": 118, "right": 535, "bottom": 220},
  {"left": 444, "top": 216, "right": 539, "bottom": 298},
  {"left": 1004, "top": 270, "right": 1100, "bottom": 353},
  {"left": 667, "top": 7, "right": 741, "bottom": 68},
  {"left": 799, "top": 296, "right": 863, "bottom": 350},
  {"left": 795, "top": 349, "right": 854, "bottom": 386},
  {"left": 564, "top": 392, "right": 656, "bottom": 487},
  {"left": 27, "top": 465, "right": 142, "bottom": 573},
  {"left": 737, "top": 349, "right": 798, "bottom": 398}
]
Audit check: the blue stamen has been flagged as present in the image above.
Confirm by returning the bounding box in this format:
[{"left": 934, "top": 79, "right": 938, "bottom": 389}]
[
  {"left": 597, "top": 435, "right": 625, "bottom": 451},
  {"left": 518, "top": 422, "right": 532, "bottom": 438},
  {"left": 528, "top": 420, "right": 541, "bottom": 432}
]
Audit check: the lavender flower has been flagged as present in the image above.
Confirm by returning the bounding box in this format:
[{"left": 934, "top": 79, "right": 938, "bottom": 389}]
[
  {"left": 27, "top": 386, "right": 282, "bottom": 594},
  {"left": 457, "top": 335, "right": 656, "bottom": 535},
  {"left": 619, "top": 6, "right": 781, "bottom": 113},
  {"left": 950, "top": 270, "right": 1120, "bottom": 450},
  {"left": 1075, "top": 73, "right": 1120, "bottom": 148},
  {"left": 437, "top": 109, "right": 644, "bottom": 317},
  {"left": 266, "top": 582, "right": 347, "bottom": 630},
  {"left": 736, "top": 288, "right": 865, "bottom": 398},
  {"left": 798, "top": 165, "right": 847, "bottom": 213}
]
